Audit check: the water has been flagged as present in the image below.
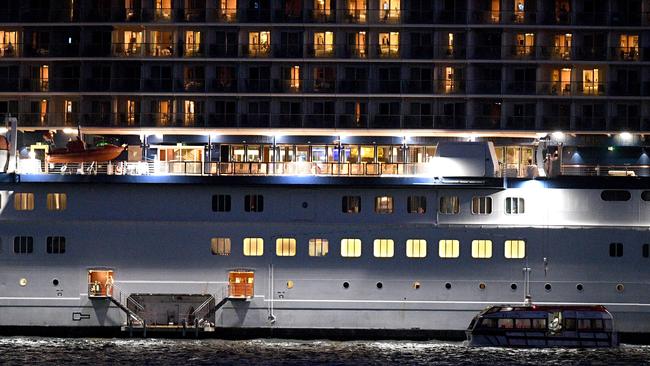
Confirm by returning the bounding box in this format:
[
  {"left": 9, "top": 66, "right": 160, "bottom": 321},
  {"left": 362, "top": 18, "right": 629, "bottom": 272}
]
[{"left": 1, "top": 337, "right": 649, "bottom": 365}]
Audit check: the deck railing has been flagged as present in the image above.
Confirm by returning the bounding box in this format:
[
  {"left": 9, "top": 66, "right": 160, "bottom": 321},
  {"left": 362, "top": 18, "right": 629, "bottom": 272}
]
[{"left": 15, "top": 159, "right": 650, "bottom": 178}]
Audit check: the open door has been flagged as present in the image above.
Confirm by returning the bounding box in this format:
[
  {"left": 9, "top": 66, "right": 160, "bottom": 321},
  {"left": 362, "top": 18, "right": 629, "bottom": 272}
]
[
  {"left": 229, "top": 271, "right": 254, "bottom": 299},
  {"left": 88, "top": 269, "right": 114, "bottom": 298}
]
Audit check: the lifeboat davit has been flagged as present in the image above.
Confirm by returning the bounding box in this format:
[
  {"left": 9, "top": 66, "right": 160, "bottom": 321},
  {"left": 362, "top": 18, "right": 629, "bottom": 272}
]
[{"left": 47, "top": 138, "right": 125, "bottom": 163}]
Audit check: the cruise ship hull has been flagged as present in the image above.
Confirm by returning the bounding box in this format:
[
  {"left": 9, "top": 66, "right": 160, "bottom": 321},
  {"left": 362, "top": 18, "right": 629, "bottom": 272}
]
[{"left": 1, "top": 176, "right": 649, "bottom": 340}]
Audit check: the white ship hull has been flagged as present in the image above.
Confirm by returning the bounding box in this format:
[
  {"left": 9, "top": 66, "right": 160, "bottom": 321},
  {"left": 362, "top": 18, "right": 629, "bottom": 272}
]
[{"left": 1, "top": 177, "right": 649, "bottom": 339}]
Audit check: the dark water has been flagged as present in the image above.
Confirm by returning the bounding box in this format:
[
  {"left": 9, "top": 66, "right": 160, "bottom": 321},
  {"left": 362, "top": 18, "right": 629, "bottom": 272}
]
[{"left": 1, "top": 337, "right": 649, "bottom": 365}]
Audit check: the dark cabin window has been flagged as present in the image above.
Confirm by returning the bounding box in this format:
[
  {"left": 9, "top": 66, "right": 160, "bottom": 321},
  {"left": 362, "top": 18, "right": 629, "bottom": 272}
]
[
  {"left": 609, "top": 242, "right": 623, "bottom": 257},
  {"left": 244, "top": 195, "right": 263, "bottom": 212},
  {"left": 601, "top": 190, "right": 631, "bottom": 201},
  {"left": 212, "top": 194, "right": 231, "bottom": 212}
]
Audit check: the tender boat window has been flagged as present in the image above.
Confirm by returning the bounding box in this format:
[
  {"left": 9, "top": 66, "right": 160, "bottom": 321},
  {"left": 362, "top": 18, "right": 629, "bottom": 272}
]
[
  {"left": 505, "top": 197, "right": 525, "bottom": 214},
  {"left": 643, "top": 243, "right": 649, "bottom": 258},
  {"left": 210, "top": 237, "right": 231, "bottom": 255},
  {"left": 480, "top": 318, "right": 497, "bottom": 328},
  {"left": 244, "top": 195, "right": 264, "bottom": 212},
  {"left": 276, "top": 238, "right": 297, "bottom": 256},
  {"left": 308, "top": 238, "right": 329, "bottom": 257},
  {"left": 532, "top": 318, "right": 546, "bottom": 329},
  {"left": 341, "top": 238, "right": 361, "bottom": 257},
  {"left": 342, "top": 196, "right": 361, "bottom": 213},
  {"left": 438, "top": 239, "right": 459, "bottom": 258},
  {"left": 407, "top": 195, "right": 426, "bottom": 214},
  {"left": 471, "top": 240, "right": 492, "bottom": 258},
  {"left": 642, "top": 191, "right": 650, "bottom": 201},
  {"left": 504, "top": 240, "right": 526, "bottom": 258},
  {"left": 14, "top": 193, "right": 34, "bottom": 211},
  {"left": 439, "top": 196, "right": 459, "bottom": 214},
  {"left": 601, "top": 190, "right": 631, "bottom": 201},
  {"left": 46, "top": 236, "right": 66, "bottom": 254},
  {"left": 471, "top": 196, "right": 492, "bottom": 215},
  {"left": 609, "top": 242, "right": 623, "bottom": 257},
  {"left": 406, "top": 239, "right": 427, "bottom": 258},
  {"left": 243, "top": 237, "right": 264, "bottom": 256},
  {"left": 515, "top": 319, "right": 531, "bottom": 329},
  {"left": 373, "top": 239, "right": 394, "bottom": 258},
  {"left": 13, "top": 236, "right": 33, "bottom": 254},
  {"left": 374, "top": 196, "right": 393, "bottom": 214},
  {"left": 212, "top": 194, "right": 231, "bottom": 212},
  {"left": 46, "top": 193, "right": 67, "bottom": 211},
  {"left": 497, "top": 318, "right": 514, "bottom": 328}
]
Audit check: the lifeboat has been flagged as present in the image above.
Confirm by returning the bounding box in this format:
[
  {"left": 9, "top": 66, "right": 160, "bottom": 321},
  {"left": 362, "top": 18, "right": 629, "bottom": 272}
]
[
  {"left": 47, "top": 137, "right": 125, "bottom": 163},
  {"left": 466, "top": 304, "right": 618, "bottom": 348}
]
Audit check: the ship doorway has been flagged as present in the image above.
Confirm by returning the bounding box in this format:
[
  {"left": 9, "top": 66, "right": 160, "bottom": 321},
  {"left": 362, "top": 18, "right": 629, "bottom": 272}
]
[
  {"left": 229, "top": 271, "right": 254, "bottom": 299},
  {"left": 88, "top": 269, "right": 114, "bottom": 298}
]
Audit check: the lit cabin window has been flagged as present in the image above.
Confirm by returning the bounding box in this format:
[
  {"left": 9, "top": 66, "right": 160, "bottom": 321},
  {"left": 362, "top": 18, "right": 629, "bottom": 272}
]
[
  {"left": 314, "top": 31, "right": 334, "bottom": 57},
  {"left": 378, "top": 32, "right": 399, "bottom": 57},
  {"left": 514, "top": 0, "right": 525, "bottom": 22},
  {"left": 212, "top": 194, "right": 231, "bottom": 212},
  {"left": 504, "top": 240, "right": 526, "bottom": 259},
  {"left": 438, "top": 239, "right": 459, "bottom": 258},
  {"left": 619, "top": 34, "right": 639, "bottom": 60},
  {"left": 46, "top": 236, "right": 66, "bottom": 254},
  {"left": 407, "top": 196, "right": 426, "bottom": 214},
  {"left": 211, "top": 238, "right": 231, "bottom": 255},
  {"left": 582, "top": 68, "right": 599, "bottom": 95},
  {"left": 248, "top": 31, "right": 271, "bottom": 56},
  {"left": 554, "top": 33, "right": 572, "bottom": 59},
  {"left": 552, "top": 68, "right": 572, "bottom": 94},
  {"left": 0, "top": 30, "right": 18, "bottom": 57},
  {"left": 515, "top": 33, "right": 534, "bottom": 56},
  {"left": 243, "top": 237, "right": 264, "bottom": 256},
  {"left": 219, "top": 0, "right": 237, "bottom": 20},
  {"left": 341, "top": 238, "right": 361, "bottom": 257},
  {"left": 47, "top": 193, "right": 67, "bottom": 211},
  {"left": 609, "top": 242, "right": 623, "bottom": 257},
  {"left": 276, "top": 238, "right": 297, "bottom": 257},
  {"left": 406, "top": 239, "right": 427, "bottom": 258},
  {"left": 643, "top": 244, "right": 649, "bottom": 258},
  {"left": 184, "top": 30, "right": 201, "bottom": 56},
  {"left": 373, "top": 239, "right": 394, "bottom": 258},
  {"left": 309, "top": 238, "right": 329, "bottom": 257},
  {"left": 601, "top": 190, "right": 631, "bottom": 202},
  {"left": 347, "top": 0, "right": 367, "bottom": 22},
  {"left": 439, "top": 196, "right": 459, "bottom": 214},
  {"left": 375, "top": 196, "right": 393, "bottom": 214},
  {"left": 471, "top": 196, "right": 492, "bottom": 215},
  {"left": 13, "top": 236, "right": 33, "bottom": 254},
  {"left": 379, "top": 0, "right": 400, "bottom": 22},
  {"left": 342, "top": 196, "right": 361, "bottom": 213},
  {"left": 14, "top": 193, "right": 34, "bottom": 211},
  {"left": 471, "top": 240, "right": 493, "bottom": 259},
  {"left": 244, "top": 195, "right": 264, "bottom": 212},
  {"left": 505, "top": 197, "right": 525, "bottom": 214}
]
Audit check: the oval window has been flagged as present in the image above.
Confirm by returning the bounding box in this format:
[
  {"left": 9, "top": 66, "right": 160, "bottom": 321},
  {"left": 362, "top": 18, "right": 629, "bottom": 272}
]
[
  {"left": 600, "top": 190, "right": 631, "bottom": 201},
  {"left": 641, "top": 191, "right": 650, "bottom": 201}
]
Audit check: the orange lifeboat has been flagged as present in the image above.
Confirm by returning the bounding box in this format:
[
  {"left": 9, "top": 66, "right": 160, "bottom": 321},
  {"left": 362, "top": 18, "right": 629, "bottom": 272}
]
[{"left": 47, "top": 137, "right": 125, "bottom": 163}]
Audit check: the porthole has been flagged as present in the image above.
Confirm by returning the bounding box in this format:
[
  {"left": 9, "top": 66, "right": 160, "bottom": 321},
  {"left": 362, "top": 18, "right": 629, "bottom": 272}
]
[
  {"left": 576, "top": 283, "right": 584, "bottom": 292},
  {"left": 479, "top": 283, "right": 486, "bottom": 290},
  {"left": 302, "top": 202, "right": 308, "bottom": 208},
  {"left": 510, "top": 283, "right": 518, "bottom": 291},
  {"left": 616, "top": 283, "right": 625, "bottom": 293},
  {"left": 376, "top": 282, "right": 383, "bottom": 289},
  {"left": 52, "top": 278, "right": 60, "bottom": 287},
  {"left": 412, "top": 281, "right": 420, "bottom": 290},
  {"left": 286, "top": 280, "right": 294, "bottom": 289},
  {"left": 19, "top": 278, "right": 27, "bottom": 287},
  {"left": 343, "top": 281, "right": 350, "bottom": 289},
  {"left": 444, "top": 282, "right": 452, "bottom": 290},
  {"left": 545, "top": 283, "right": 552, "bottom": 292}
]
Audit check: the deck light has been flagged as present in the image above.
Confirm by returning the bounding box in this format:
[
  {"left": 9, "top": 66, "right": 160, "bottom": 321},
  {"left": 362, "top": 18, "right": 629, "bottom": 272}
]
[
  {"left": 62, "top": 128, "right": 76, "bottom": 134},
  {"left": 620, "top": 132, "right": 632, "bottom": 141},
  {"left": 0, "top": 127, "right": 7, "bottom": 134},
  {"left": 551, "top": 131, "right": 564, "bottom": 139}
]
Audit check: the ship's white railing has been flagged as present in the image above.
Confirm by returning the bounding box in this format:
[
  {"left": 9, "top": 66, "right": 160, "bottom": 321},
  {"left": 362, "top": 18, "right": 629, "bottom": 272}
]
[{"left": 15, "top": 159, "right": 650, "bottom": 178}]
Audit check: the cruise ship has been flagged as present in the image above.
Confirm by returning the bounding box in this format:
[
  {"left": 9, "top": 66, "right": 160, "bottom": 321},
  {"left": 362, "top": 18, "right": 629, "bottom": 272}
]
[{"left": 0, "top": 0, "right": 649, "bottom": 340}]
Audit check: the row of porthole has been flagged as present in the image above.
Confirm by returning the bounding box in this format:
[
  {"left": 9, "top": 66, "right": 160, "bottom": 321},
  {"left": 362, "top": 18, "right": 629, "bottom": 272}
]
[{"left": 331, "top": 281, "right": 626, "bottom": 292}]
